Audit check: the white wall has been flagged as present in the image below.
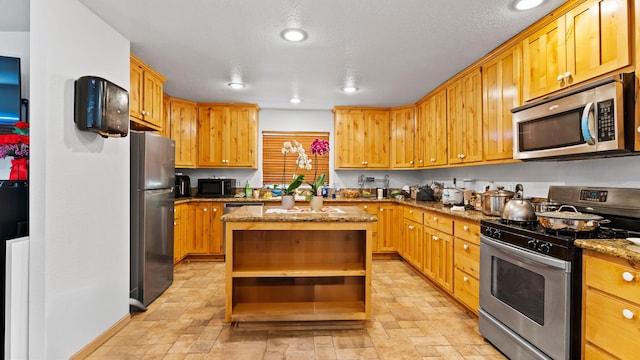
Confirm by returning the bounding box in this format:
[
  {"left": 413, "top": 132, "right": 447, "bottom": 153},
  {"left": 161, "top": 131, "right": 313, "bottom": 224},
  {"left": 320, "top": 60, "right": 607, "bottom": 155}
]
[
  {"left": 0, "top": 31, "right": 29, "bottom": 178},
  {"left": 29, "top": 0, "right": 131, "bottom": 358}
]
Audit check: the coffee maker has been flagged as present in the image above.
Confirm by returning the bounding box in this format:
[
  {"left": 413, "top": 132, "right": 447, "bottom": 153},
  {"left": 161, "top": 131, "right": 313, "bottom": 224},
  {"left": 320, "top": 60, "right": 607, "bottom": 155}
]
[{"left": 175, "top": 175, "right": 191, "bottom": 198}]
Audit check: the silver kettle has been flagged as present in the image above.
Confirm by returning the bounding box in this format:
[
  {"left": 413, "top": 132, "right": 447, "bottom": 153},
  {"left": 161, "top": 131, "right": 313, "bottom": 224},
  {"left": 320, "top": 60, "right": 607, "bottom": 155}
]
[{"left": 501, "top": 184, "right": 536, "bottom": 222}]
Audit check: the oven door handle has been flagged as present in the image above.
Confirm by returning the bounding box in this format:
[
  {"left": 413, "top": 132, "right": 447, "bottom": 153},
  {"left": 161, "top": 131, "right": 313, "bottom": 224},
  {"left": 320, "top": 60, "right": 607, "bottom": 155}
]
[
  {"left": 581, "top": 102, "right": 596, "bottom": 145},
  {"left": 481, "top": 236, "right": 570, "bottom": 271}
]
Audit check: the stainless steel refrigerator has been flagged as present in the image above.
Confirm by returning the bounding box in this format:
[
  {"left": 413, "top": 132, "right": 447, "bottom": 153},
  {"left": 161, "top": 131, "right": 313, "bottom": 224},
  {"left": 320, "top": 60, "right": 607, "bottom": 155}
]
[{"left": 130, "top": 131, "right": 175, "bottom": 311}]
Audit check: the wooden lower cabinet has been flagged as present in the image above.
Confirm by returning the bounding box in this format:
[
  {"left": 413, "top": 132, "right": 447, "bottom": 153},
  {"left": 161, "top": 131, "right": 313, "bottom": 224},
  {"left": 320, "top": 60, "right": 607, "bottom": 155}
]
[
  {"left": 354, "top": 202, "right": 398, "bottom": 254},
  {"left": 186, "top": 202, "right": 224, "bottom": 256},
  {"left": 173, "top": 203, "right": 188, "bottom": 264},
  {"left": 582, "top": 250, "right": 640, "bottom": 359},
  {"left": 400, "top": 205, "right": 480, "bottom": 313},
  {"left": 452, "top": 220, "right": 481, "bottom": 313}
]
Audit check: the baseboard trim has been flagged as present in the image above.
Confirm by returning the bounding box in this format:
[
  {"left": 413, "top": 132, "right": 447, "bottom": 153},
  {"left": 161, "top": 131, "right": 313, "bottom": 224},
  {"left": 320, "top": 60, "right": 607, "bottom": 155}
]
[{"left": 69, "top": 314, "right": 131, "bottom": 359}]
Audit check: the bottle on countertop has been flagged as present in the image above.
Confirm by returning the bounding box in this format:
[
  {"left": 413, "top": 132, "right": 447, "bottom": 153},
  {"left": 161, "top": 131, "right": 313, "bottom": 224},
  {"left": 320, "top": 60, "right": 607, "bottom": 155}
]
[{"left": 244, "top": 181, "right": 251, "bottom": 198}]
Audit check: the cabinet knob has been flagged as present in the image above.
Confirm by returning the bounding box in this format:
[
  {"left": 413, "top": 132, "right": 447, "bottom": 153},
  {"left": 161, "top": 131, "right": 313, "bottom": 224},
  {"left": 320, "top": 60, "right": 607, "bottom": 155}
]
[
  {"left": 557, "top": 74, "right": 564, "bottom": 81},
  {"left": 408, "top": 225, "right": 415, "bottom": 230},
  {"left": 213, "top": 208, "right": 217, "bottom": 212},
  {"left": 419, "top": 159, "right": 424, "bottom": 164},
  {"left": 622, "top": 309, "right": 635, "bottom": 320},
  {"left": 622, "top": 271, "right": 635, "bottom": 282},
  {"left": 463, "top": 225, "right": 469, "bottom": 231},
  {"left": 463, "top": 276, "right": 469, "bottom": 282},
  {"left": 365, "top": 161, "right": 368, "bottom": 165},
  {"left": 463, "top": 244, "right": 469, "bottom": 250},
  {"left": 380, "top": 208, "right": 384, "bottom": 212},
  {"left": 410, "top": 160, "right": 414, "bottom": 164},
  {"left": 564, "top": 72, "right": 571, "bottom": 79},
  {"left": 409, "top": 210, "right": 413, "bottom": 214},
  {"left": 433, "top": 216, "right": 438, "bottom": 222},
  {"left": 203, "top": 208, "right": 207, "bottom": 212},
  {"left": 363, "top": 205, "right": 368, "bottom": 209},
  {"left": 430, "top": 158, "right": 436, "bottom": 162},
  {"left": 174, "top": 221, "right": 177, "bottom": 225},
  {"left": 637, "top": 126, "right": 640, "bottom": 134},
  {"left": 433, "top": 236, "right": 439, "bottom": 241}
]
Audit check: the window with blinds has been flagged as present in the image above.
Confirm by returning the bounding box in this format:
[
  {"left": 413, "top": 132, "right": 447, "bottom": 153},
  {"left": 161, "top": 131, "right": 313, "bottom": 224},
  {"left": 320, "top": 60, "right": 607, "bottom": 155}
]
[{"left": 262, "top": 131, "right": 330, "bottom": 186}]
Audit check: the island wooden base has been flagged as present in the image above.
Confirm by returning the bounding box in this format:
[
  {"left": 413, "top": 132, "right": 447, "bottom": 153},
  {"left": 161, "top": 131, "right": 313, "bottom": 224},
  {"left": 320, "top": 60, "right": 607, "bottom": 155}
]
[{"left": 224, "top": 221, "right": 373, "bottom": 323}]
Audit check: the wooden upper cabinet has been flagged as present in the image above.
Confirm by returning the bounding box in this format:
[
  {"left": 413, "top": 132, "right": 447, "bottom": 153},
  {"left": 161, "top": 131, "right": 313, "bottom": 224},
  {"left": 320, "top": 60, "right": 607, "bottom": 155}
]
[
  {"left": 168, "top": 97, "right": 198, "bottom": 168},
  {"left": 415, "top": 91, "right": 448, "bottom": 168},
  {"left": 197, "top": 103, "right": 258, "bottom": 168},
  {"left": 447, "top": 68, "right": 483, "bottom": 165},
  {"left": 482, "top": 44, "right": 521, "bottom": 162},
  {"left": 130, "top": 55, "right": 167, "bottom": 131},
  {"left": 390, "top": 105, "right": 416, "bottom": 169},
  {"left": 334, "top": 107, "right": 390, "bottom": 169},
  {"left": 523, "top": 0, "right": 630, "bottom": 101}
]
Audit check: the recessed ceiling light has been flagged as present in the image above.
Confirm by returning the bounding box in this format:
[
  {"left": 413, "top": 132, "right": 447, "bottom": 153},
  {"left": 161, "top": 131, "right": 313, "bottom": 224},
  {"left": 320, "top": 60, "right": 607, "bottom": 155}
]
[
  {"left": 289, "top": 97, "right": 302, "bottom": 104},
  {"left": 280, "top": 28, "right": 308, "bottom": 42},
  {"left": 514, "top": 0, "right": 544, "bottom": 10},
  {"left": 228, "top": 82, "right": 245, "bottom": 89},
  {"left": 341, "top": 86, "right": 358, "bottom": 93}
]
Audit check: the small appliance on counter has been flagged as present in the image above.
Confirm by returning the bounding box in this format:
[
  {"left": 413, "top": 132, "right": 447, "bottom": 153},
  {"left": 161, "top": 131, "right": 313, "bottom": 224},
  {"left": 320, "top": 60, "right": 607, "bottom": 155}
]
[
  {"left": 197, "top": 178, "right": 236, "bottom": 198},
  {"left": 175, "top": 174, "right": 191, "bottom": 198}
]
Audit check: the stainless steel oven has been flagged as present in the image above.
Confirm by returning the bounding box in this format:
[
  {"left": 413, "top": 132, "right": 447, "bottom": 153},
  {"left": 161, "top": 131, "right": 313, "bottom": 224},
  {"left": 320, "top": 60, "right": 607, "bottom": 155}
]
[
  {"left": 479, "top": 235, "right": 574, "bottom": 360},
  {"left": 479, "top": 186, "right": 640, "bottom": 360}
]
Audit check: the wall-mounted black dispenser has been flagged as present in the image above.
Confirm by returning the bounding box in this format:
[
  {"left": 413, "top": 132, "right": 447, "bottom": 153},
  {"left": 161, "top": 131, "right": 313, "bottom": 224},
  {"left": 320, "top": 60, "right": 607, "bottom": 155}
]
[{"left": 74, "top": 76, "right": 129, "bottom": 138}]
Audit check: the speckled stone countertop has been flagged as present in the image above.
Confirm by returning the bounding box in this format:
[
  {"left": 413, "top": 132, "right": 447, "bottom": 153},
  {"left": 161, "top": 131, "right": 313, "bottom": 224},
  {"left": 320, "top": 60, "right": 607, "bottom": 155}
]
[
  {"left": 220, "top": 205, "right": 378, "bottom": 223},
  {"left": 575, "top": 239, "right": 640, "bottom": 262},
  {"left": 176, "top": 196, "right": 497, "bottom": 223}
]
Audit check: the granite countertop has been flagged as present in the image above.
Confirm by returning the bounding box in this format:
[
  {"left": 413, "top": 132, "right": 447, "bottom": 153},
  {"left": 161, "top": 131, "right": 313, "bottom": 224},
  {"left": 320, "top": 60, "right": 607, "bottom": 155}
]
[
  {"left": 176, "top": 196, "right": 497, "bottom": 222},
  {"left": 220, "top": 205, "right": 378, "bottom": 223},
  {"left": 574, "top": 239, "right": 640, "bottom": 262}
]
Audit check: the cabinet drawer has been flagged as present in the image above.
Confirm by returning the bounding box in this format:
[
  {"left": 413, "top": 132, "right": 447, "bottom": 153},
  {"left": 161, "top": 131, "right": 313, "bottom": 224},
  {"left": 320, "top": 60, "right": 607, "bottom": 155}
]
[
  {"left": 454, "top": 220, "right": 480, "bottom": 244},
  {"left": 454, "top": 268, "right": 478, "bottom": 313},
  {"left": 584, "top": 289, "right": 640, "bottom": 360},
  {"left": 423, "top": 212, "right": 453, "bottom": 234},
  {"left": 585, "top": 254, "right": 640, "bottom": 302},
  {"left": 454, "top": 238, "right": 479, "bottom": 278},
  {"left": 404, "top": 207, "right": 423, "bottom": 223}
]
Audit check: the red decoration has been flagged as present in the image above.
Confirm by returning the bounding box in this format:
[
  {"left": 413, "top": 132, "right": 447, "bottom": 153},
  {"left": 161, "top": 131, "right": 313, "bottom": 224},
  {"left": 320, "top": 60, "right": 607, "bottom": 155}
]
[{"left": 9, "top": 157, "right": 28, "bottom": 180}]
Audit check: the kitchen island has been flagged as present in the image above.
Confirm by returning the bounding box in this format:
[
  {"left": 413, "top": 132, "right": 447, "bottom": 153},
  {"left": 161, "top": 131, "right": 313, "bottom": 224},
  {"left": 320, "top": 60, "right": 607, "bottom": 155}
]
[{"left": 220, "top": 205, "right": 377, "bottom": 323}]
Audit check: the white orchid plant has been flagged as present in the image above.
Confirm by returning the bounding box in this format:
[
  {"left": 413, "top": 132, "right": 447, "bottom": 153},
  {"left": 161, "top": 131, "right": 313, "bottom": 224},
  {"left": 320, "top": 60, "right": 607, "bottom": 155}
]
[{"left": 282, "top": 140, "right": 312, "bottom": 195}]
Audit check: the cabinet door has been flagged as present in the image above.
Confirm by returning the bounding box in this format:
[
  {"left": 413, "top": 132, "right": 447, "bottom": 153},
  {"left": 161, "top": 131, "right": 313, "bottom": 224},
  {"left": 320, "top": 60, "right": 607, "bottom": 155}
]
[
  {"left": 390, "top": 106, "right": 415, "bottom": 169},
  {"left": 425, "top": 90, "right": 448, "bottom": 167},
  {"left": 522, "top": 18, "right": 566, "bottom": 101},
  {"left": 359, "top": 204, "right": 379, "bottom": 251},
  {"left": 189, "top": 203, "right": 213, "bottom": 254},
  {"left": 424, "top": 227, "right": 453, "bottom": 292},
  {"left": 482, "top": 45, "right": 521, "bottom": 161},
  {"left": 129, "top": 59, "right": 144, "bottom": 120},
  {"left": 142, "top": 72, "right": 164, "bottom": 128},
  {"left": 208, "top": 203, "right": 223, "bottom": 254},
  {"left": 173, "top": 204, "right": 185, "bottom": 264},
  {"left": 565, "top": 0, "right": 630, "bottom": 85},
  {"left": 377, "top": 204, "right": 398, "bottom": 252},
  {"left": 226, "top": 105, "right": 258, "bottom": 168},
  {"left": 414, "top": 101, "right": 428, "bottom": 168},
  {"left": 403, "top": 219, "right": 423, "bottom": 270},
  {"left": 447, "top": 69, "right": 482, "bottom": 165},
  {"left": 198, "top": 105, "right": 226, "bottom": 167},
  {"left": 334, "top": 109, "right": 366, "bottom": 168},
  {"left": 363, "top": 110, "right": 390, "bottom": 168},
  {"left": 170, "top": 98, "right": 198, "bottom": 168}
]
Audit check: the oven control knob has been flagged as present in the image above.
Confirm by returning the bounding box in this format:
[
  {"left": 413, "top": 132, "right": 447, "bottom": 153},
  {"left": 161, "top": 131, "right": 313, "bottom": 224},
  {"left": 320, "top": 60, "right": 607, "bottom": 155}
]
[
  {"left": 539, "top": 243, "right": 552, "bottom": 254},
  {"left": 527, "top": 239, "right": 538, "bottom": 249},
  {"left": 493, "top": 229, "right": 502, "bottom": 239}
]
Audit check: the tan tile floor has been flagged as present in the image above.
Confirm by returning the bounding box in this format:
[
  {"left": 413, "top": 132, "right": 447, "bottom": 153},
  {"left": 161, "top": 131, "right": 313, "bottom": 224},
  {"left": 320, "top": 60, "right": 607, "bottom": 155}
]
[{"left": 87, "top": 260, "right": 506, "bottom": 359}]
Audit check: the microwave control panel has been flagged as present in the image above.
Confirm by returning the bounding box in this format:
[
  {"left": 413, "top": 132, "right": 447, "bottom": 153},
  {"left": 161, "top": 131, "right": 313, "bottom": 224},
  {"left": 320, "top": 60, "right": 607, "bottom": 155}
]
[{"left": 596, "top": 99, "right": 615, "bottom": 141}]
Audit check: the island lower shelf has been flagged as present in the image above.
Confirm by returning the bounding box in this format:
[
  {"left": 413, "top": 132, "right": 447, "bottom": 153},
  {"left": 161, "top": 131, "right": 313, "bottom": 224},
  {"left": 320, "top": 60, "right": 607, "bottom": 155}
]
[{"left": 224, "top": 220, "right": 373, "bottom": 323}]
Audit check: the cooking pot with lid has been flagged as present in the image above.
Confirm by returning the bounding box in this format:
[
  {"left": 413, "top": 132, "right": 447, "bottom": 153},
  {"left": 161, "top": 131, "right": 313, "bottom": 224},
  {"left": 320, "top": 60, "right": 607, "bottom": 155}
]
[
  {"left": 537, "top": 205, "right": 610, "bottom": 232},
  {"left": 501, "top": 184, "right": 537, "bottom": 222},
  {"left": 481, "top": 186, "right": 514, "bottom": 216}
]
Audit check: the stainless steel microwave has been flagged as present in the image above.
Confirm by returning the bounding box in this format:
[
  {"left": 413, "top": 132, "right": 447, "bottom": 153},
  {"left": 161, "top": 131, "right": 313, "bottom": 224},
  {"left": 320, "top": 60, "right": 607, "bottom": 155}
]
[
  {"left": 197, "top": 178, "right": 236, "bottom": 198},
  {"left": 511, "top": 73, "right": 635, "bottom": 160}
]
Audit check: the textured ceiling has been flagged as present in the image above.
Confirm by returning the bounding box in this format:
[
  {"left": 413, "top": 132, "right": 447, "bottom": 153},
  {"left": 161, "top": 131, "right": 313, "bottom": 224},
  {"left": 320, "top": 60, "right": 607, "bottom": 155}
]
[{"left": 5, "top": 0, "right": 567, "bottom": 110}]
